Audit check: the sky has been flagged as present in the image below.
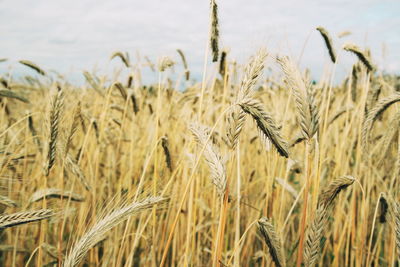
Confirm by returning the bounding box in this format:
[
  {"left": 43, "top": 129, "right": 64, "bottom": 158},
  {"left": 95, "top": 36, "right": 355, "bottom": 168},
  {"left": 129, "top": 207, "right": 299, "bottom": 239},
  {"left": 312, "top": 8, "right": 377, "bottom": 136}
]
[{"left": 0, "top": 0, "right": 399, "bottom": 84}]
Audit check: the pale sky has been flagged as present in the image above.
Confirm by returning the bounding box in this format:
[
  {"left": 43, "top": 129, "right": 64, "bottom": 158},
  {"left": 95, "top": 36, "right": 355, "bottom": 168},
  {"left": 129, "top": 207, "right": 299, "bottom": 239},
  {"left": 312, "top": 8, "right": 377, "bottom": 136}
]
[{"left": 0, "top": 0, "right": 399, "bottom": 84}]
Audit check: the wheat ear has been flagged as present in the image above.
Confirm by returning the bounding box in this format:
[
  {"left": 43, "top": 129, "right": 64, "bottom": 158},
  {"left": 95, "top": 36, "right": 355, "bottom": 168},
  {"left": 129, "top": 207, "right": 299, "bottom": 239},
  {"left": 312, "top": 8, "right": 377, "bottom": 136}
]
[
  {"left": 0, "top": 195, "right": 18, "bottom": 208},
  {"left": 190, "top": 123, "right": 226, "bottom": 196},
  {"left": 343, "top": 43, "right": 375, "bottom": 72},
  {"left": 210, "top": 0, "right": 219, "bottom": 62},
  {"left": 303, "top": 205, "right": 327, "bottom": 267},
  {"left": 316, "top": 26, "right": 336, "bottom": 63},
  {"left": 238, "top": 98, "right": 289, "bottom": 158},
  {"left": 258, "top": 217, "right": 286, "bottom": 267},
  {"left": 110, "top": 51, "right": 130, "bottom": 68},
  {"left": 303, "top": 175, "right": 355, "bottom": 266},
  {"left": 0, "top": 209, "right": 54, "bottom": 229},
  {"left": 319, "top": 175, "right": 355, "bottom": 208},
  {"left": 29, "top": 188, "right": 84, "bottom": 203},
  {"left": 0, "top": 89, "right": 29, "bottom": 103},
  {"left": 45, "top": 88, "right": 64, "bottom": 176},
  {"left": 177, "top": 49, "right": 190, "bottom": 80},
  {"left": 276, "top": 56, "right": 319, "bottom": 140},
  {"left": 362, "top": 93, "right": 400, "bottom": 152},
  {"left": 63, "top": 196, "right": 168, "bottom": 267},
  {"left": 19, "top": 60, "right": 46, "bottom": 75},
  {"left": 227, "top": 49, "right": 267, "bottom": 149}
]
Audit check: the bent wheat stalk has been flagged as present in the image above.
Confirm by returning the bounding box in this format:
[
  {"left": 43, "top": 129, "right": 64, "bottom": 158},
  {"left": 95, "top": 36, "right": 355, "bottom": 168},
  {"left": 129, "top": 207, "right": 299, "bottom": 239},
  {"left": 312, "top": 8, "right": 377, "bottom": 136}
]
[
  {"left": 238, "top": 98, "right": 289, "bottom": 158},
  {"left": 0, "top": 209, "right": 54, "bottom": 229},
  {"left": 316, "top": 26, "right": 336, "bottom": 63},
  {"left": 258, "top": 217, "right": 286, "bottom": 267},
  {"left": 63, "top": 196, "right": 168, "bottom": 267},
  {"left": 343, "top": 43, "right": 375, "bottom": 72}
]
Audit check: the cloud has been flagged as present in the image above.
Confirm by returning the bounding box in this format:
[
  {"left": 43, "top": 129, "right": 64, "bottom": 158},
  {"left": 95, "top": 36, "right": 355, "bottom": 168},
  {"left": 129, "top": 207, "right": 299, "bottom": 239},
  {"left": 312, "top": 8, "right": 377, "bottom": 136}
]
[{"left": 0, "top": 0, "right": 399, "bottom": 83}]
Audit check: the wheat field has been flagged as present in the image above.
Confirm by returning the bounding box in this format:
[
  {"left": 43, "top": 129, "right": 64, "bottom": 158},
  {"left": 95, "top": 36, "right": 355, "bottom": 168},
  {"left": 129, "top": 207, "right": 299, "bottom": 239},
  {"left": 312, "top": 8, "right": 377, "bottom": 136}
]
[{"left": 0, "top": 2, "right": 399, "bottom": 267}]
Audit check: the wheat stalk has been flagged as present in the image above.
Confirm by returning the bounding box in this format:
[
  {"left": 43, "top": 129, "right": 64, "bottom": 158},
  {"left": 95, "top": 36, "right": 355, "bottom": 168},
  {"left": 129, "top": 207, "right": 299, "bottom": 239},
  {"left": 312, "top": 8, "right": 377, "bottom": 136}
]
[
  {"left": 64, "top": 102, "right": 81, "bottom": 156},
  {"left": 0, "top": 209, "right": 54, "bottom": 228},
  {"left": 161, "top": 136, "right": 173, "bottom": 171},
  {"left": 303, "top": 205, "right": 327, "bottom": 267},
  {"left": 343, "top": 43, "right": 375, "bottom": 72},
  {"left": 110, "top": 51, "right": 130, "bottom": 68},
  {"left": 319, "top": 175, "right": 355, "bottom": 208},
  {"left": 316, "top": 26, "right": 336, "bottom": 63},
  {"left": 210, "top": 0, "right": 219, "bottom": 62},
  {"left": 238, "top": 98, "right": 289, "bottom": 158},
  {"left": 158, "top": 57, "right": 175, "bottom": 72},
  {"left": 177, "top": 49, "right": 190, "bottom": 80},
  {"left": 362, "top": 92, "right": 400, "bottom": 152},
  {"left": 190, "top": 123, "right": 226, "bottom": 196},
  {"left": 29, "top": 188, "right": 84, "bottom": 203},
  {"left": 303, "top": 175, "right": 355, "bottom": 266},
  {"left": 227, "top": 49, "right": 267, "bottom": 149},
  {"left": 45, "top": 88, "right": 64, "bottom": 176},
  {"left": 0, "top": 89, "right": 29, "bottom": 103},
  {"left": 19, "top": 60, "right": 46, "bottom": 75},
  {"left": 276, "top": 56, "right": 319, "bottom": 140},
  {"left": 258, "top": 217, "right": 286, "bottom": 267},
  {"left": 219, "top": 50, "right": 227, "bottom": 77},
  {"left": 63, "top": 196, "right": 168, "bottom": 267},
  {"left": 0, "top": 195, "right": 18, "bottom": 208}
]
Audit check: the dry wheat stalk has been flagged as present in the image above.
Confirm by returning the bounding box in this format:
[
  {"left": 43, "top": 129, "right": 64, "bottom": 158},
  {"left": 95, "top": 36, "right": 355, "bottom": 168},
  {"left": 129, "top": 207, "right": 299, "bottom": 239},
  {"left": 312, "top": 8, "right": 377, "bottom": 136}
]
[
  {"left": 0, "top": 195, "right": 18, "bottom": 208},
  {"left": 158, "top": 57, "right": 175, "bottom": 72},
  {"left": 177, "top": 49, "right": 190, "bottom": 80},
  {"left": 379, "top": 194, "right": 389, "bottom": 223},
  {"left": 0, "top": 89, "right": 29, "bottom": 103},
  {"left": 29, "top": 188, "right": 84, "bottom": 203},
  {"left": 237, "top": 49, "right": 268, "bottom": 101},
  {"left": 42, "top": 243, "right": 63, "bottom": 260},
  {"left": 128, "top": 90, "right": 139, "bottom": 114},
  {"left": 63, "top": 152, "right": 91, "bottom": 191},
  {"left": 63, "top": 196, "right": 168, "bottom": 267},
  {"left": 19, "top": 60, "right": 46, "bottom": 75},
  {"left": 258, "top": 217, "right": 286, "bottom": 267},
  {"left": 113, "top": 82, "right": 127, "bottom": 99},
  {"left": 276, "top": 56, "right": 319, "bottom": 140},
  {"left": 219, "top": 50, "right": 227, "bottom": 77},
  {"left": 190, "top": 123, "right": 226, "bottom": 196},
  {"left": 210, "top": 0, "right": 219, "bottom": 62},
  {"left": 64, "top": 102, "right": 81, "bottom": 156},
  {"left": 362, "top": 92, "right": 400, "bottom": 151},
  {"left": 316, "top": 26, "right": 336, "bottom": 63},
  {"left": 343, "top": 43, "right": 375, "bottom": 72},
  {"left": 378, "top": 110, "right": 400, "bottom": 164},
  {"left": 303, "top": 175, "right": 355, "bottom": 266},
  {"left": 161, "top": 136, "right": 173, "bottom": 171},
  {"left": 387, "top": 198, "right": 400, "bottom": 255},
  {"left": 227, "top": 49, "right": 267, "bottom": 149},
  {"left": 319, "top": 175, "right": 355, "bottom": 208},
  {"left": 351, "top": 63, "right": 361, "bottom": 102},
  {"left": 239, "top": 98, "right": 289, "bottom": 158},
  {"left": 303, "top": 205, "right": 327, "bottom": 267},
  {"left": 226, "top": 107, "right": 247, "bottom": 149},
  {"left": 0, "top": 209, "right": 54, "bottom": 228},
  {"left": 45, "top": 89, "right": 64, "bottom": 176},
  {"left": 328, "top": 105, "right": 353, "bottom": 126},
  {"left": 290, "top": 131, "right": 306, "bottom": 147},
  {"left": 28, "top": 113, "right": 42, "bottom": 151},
  {"left": 110, "top": 51, "right": 130, "bottom": 68}
]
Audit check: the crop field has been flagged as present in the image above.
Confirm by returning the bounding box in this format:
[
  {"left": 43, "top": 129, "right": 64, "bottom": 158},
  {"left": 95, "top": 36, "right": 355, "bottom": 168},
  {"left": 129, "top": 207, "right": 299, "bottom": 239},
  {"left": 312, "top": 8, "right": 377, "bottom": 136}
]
[{"left": 0, "top": 1, "right": 399, "bottom": 267}]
